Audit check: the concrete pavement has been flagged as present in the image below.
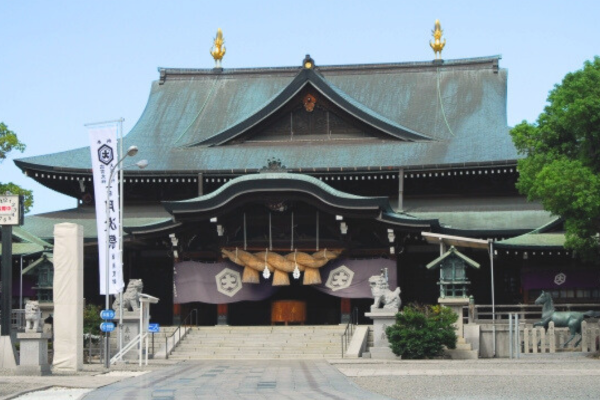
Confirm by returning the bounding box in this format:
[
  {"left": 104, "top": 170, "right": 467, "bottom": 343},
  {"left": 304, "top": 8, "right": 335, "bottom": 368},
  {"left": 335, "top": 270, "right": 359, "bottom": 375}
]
[
  {"left": 1, "top": 354, "right": 599, "bottom": 400},
  {"left": 81, "top": 360, "right": 393, "bottom": 400}
]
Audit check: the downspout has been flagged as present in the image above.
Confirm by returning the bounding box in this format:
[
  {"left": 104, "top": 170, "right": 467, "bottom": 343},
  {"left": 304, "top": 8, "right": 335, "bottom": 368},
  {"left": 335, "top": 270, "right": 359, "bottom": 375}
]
[{"left": 397, "top": 168, "right": 404, "bottom": 211}]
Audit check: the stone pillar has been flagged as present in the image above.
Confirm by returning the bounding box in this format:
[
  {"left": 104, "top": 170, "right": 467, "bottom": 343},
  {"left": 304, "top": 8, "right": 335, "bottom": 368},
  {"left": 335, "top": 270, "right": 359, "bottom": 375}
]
[
  {"left": 113, "top": 313, "right": 141, "bottom": 360},
  {"left": 52, "top": 223, "right": 84, "bottom": 371},
  {"left": 16, "top": 332, "right": 51, "bottom": 375},
  {"left": 438, "top": 297, "right": 469, "bottom": 338}
]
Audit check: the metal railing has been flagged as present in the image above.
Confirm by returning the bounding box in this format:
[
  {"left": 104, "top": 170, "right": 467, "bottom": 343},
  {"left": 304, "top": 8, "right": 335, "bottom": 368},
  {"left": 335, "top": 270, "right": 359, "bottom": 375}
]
[
  {"left": 341, "top": 307, "right": 359, "bottom": 358},
  {"left": 84, "top": 334, "right": 104, "bottom": 364},
  {"left": 463, "top": 303, "right": 600, "bottom": 324},
  {"left": 163, "top": 309, "right": 198, "bottom": 359}
]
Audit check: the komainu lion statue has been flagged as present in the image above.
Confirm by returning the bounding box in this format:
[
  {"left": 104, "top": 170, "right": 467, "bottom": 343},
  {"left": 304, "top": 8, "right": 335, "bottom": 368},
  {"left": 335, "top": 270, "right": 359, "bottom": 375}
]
[
  {"left": 112, "top": 279, "right": 143, "bottom": 312},
  {"left": 369, "top": 274, "right": 401, "bottom": 311},
  {"left": 25, "top": 300, "right": 43, "bottom": 332}
]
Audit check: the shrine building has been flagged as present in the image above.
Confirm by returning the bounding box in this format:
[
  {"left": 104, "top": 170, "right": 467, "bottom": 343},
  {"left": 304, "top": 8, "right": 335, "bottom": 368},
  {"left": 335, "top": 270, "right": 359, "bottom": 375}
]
[{"left": 10, "top": 27, "right": 599, "bottom": 326}]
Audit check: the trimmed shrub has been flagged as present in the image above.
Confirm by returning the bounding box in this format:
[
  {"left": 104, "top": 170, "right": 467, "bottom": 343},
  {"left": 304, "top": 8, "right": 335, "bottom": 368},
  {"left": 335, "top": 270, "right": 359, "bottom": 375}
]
[{"left": 385, "top": 303, "right": 458, "bottom": 359}]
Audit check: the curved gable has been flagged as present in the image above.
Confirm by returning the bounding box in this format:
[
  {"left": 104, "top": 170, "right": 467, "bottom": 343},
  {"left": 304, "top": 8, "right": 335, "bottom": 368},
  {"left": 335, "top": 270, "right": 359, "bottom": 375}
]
[{"left": 192, "top": 68, "right": 432, "bottom": 147}]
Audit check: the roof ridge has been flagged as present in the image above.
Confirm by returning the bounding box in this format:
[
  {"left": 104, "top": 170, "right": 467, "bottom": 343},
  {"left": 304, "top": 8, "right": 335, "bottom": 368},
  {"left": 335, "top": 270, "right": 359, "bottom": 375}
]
[{"left": 157, "top": 55, "right": 502, "bottom": 79}]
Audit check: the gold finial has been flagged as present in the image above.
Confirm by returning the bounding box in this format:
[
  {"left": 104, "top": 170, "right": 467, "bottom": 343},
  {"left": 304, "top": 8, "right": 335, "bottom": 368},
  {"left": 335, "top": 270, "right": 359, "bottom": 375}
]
[
  {"left": 429, "top": 19, "right": 446, "bottom": 60},
  {"left": 210, "top": 28, "right": 226, "bottom": 68}
]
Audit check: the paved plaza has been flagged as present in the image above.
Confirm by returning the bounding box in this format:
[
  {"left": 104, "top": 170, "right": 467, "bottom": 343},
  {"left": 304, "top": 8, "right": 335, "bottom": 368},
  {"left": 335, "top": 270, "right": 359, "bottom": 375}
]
[{"left": 1, "top": 355, "right": 599, "bottom": 399}]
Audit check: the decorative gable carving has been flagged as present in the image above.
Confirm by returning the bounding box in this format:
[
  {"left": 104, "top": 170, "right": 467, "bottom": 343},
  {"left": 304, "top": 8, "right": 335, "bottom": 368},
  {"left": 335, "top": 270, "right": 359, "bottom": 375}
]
[{"left": 240, "top": 104, "right": 372, "bottom": 143}]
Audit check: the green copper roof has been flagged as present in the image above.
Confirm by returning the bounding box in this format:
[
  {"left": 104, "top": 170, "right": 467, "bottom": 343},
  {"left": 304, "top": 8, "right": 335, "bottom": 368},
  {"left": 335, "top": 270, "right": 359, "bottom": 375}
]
[
  {"left": 15, "top": 56, "right": 517, "bottom": 175},
  {"left": 195, "top": 68, "right": 431, "bottom": 145},
  {"left": 164, "top": 172, "right": 391, "bottom": 215},
  {"left": 17, "top": 206, "right": 172, "bottom": 242},
  {"left": 0, "top": 242, "right": 45, "bottom": 257},
  {"left": 0, "top": 226, "right": 52, "bottom": 256},
  {"left": 495, "top": 233, "right": 566, "bottom": 249},
  {"left": 426, "top": 246, "right": 481, "bottom": 270},
  {"left": 411, "top": 210, "right": 555, "bottom": 232}
]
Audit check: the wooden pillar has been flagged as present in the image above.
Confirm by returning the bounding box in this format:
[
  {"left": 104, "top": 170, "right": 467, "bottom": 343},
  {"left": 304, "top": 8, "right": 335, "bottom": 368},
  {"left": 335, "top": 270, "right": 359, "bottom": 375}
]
[
  {"left": 172, "top": 304, "right": 181, "bottom": 326},
  {"left": 340, "top": 298, "right": 351, "bottom": 324},
  {"left": 217, "top": 304, "right": 228, "bottom": 326}
]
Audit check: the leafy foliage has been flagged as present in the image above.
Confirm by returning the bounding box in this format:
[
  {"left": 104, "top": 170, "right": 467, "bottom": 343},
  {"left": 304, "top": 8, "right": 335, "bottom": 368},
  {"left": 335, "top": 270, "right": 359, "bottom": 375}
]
[
  {"left": 385, "top": 303, "right": 457, "bottom": 359},
  {"left": 0, "top": 182, "right": 33, "bottom": 213},
  {"left": 0, "top": 122, "right": 26, "bottom": 160},
  {"left": 84, "top": 304, "right": 103, "bottom": 336},
  {"left": 510, "top": 57, "right": 600, "bottom": 262},
  {"left": 0, "top": 122, "right": 33, "bottom": 213}
]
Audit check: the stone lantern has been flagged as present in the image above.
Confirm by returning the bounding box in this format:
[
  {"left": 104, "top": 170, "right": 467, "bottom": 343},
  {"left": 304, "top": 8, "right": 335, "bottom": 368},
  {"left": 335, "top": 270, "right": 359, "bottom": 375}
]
[
  {"left": 426, "top": 246, "right": 480, "bottom": 339},
  {"left": 426, "top": 246, "right": 479, "bottom": 299}
]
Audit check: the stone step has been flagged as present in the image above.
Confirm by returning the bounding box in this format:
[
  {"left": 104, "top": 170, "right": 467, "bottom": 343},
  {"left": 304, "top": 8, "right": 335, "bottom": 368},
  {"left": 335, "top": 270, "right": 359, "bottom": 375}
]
[
  {"left": 168, "top": 325, "right": 345, "bottom": 360},
  {"left": 445, "top": 348, "right": 478, "bottom": 360},
  {"left": 455, "top": 342, "right": 474, "bottom": 351},
  {"left": 177, "top": 347, "right": 341, "bottom": 355},
  {"left": 168, "top": 353, "right": 341, "bottom": 360},
  {"left": 183, "top": 333, "right": 342, "bottom": 339},
  {"left": 189, "top": 330, "right": 344, "bottom": 336},
  {"left": 190, "top": 326, "right": 344, "bottom": 332},
  {"left": 178, "top": 343, "right": 341, "bottom": 350},
  {"left": 182, "top": 337, "right": 341, "bottom": 346}
]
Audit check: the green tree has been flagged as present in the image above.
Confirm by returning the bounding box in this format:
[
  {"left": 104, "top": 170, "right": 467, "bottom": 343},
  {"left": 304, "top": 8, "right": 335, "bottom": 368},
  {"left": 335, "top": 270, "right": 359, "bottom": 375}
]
[
  {"left": 385, "top": 304, "right": 457, "bottom": 359},
  {"left": 510, "top": 57, "right": 600, "bottom": 262},
  {"left": 0, "top": 122, "right": 33, "bottom": 213},
  {"left": 83, "top": 304, "right": 103, "bottom": 336}
]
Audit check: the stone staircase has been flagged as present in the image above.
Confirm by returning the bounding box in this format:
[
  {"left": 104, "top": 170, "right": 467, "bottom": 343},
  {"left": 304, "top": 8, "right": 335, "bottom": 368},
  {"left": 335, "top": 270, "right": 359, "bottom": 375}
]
[
  {"left": 168, "top": 325, "right": 345, "bottom": 360},
  {"left": 445, "top": 337, "right": 478, "bottom": 359}
]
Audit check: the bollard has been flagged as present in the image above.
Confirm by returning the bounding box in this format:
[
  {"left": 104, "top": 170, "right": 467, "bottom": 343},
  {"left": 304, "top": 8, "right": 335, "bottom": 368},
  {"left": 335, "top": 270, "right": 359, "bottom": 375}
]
[{"left": 509, "top": 313, "right": 513, "bottom": 359}]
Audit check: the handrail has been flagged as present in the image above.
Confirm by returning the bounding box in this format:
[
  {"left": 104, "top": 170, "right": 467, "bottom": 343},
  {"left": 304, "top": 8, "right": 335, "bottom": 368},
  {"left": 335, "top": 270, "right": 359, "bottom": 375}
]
[
  {"left": 164, "top": 308, "right": 198, "bottom": 359},
  {"left": 341, "top": 307, "right": 359, "bottom": 358}
]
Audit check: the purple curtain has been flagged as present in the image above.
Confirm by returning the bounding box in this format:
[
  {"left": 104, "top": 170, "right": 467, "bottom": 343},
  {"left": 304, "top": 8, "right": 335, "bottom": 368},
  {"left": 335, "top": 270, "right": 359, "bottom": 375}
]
[
  {"left": 174, "top": 258, "right": 398, "bottom": 304},
  {"left": 521, "top": 268, "right": 600, "bottom": 290},
  {"left": 174, "top": 261, "right": 279, "bottom": 304},
  {"left": 312, "top": 258, "right": 397, "bottom": 298}
]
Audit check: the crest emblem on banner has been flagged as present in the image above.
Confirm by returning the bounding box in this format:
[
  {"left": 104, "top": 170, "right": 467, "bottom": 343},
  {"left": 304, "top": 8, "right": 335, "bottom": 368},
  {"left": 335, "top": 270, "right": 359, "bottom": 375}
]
[
  {"left": 216, "top": 268, "right": 243, "bottom": 297},
  {"left": 325, "top": 265, "right": 354, "bottom": 291},
  {"left": 98, "top": 144, "right": 114, "bottom": 165},
  {"left": 554, "top": 272, "right": 566, "bottom": 286}
]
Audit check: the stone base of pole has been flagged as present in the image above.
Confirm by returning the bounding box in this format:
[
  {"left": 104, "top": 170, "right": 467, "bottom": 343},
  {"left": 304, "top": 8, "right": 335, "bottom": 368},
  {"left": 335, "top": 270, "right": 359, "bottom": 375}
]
[{"left": 0, "top": 336, "right": 18, "bottom": 370}]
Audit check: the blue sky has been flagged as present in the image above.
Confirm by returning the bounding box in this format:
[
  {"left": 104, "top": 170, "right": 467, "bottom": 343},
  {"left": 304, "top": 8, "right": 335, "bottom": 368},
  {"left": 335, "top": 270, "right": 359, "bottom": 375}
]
[{"left": 1, "top": 1, "right": 598, "bottom": 215}]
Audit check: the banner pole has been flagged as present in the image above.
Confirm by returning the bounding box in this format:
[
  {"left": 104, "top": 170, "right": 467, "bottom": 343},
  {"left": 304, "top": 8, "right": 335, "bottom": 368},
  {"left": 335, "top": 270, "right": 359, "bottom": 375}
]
[{"left": 118, "top": 118, "right": 124, "bottom": 361}]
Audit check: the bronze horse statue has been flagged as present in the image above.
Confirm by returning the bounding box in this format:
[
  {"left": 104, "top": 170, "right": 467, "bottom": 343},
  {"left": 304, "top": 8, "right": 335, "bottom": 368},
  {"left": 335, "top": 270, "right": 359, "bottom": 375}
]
[{"left": 533, "top": 291, "right": 600, "bottom": 347}]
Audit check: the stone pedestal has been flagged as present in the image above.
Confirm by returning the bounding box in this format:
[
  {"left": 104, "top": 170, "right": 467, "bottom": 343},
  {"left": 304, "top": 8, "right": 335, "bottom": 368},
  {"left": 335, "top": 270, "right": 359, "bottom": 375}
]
[
  {"left": 16, "top": 332, "right": 51, "bottom": 375},
  {"left": 365, "top": 309, "right": 400, "bottom": 359},
  {"left": 438, "top": 297, "right": 469, "bottom": 337},
  {"left": 0, "top": 336, "right": 18, "bottom": 369},
  {"left": 114, "top": 313, "right": 141, "bottom": 361}
]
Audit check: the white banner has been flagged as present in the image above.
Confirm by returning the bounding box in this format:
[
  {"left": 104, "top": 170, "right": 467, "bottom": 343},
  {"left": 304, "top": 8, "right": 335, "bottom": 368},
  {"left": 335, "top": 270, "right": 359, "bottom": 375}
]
[{"left": 89, "top": 126, "right": 123, "bottom": 295}]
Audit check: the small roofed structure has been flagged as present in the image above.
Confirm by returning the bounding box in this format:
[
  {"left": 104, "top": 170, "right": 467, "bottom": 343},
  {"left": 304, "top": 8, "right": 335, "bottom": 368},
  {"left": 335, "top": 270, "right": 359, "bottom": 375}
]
[{"left": 426, "top": 246, "right": 480, "bottom": 299}]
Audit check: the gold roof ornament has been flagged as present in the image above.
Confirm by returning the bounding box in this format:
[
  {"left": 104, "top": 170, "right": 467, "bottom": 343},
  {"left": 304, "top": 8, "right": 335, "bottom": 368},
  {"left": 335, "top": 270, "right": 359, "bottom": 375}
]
[
  {"left": 210, "top": 28, "right": 226, "bottom": 68},
  {"left": 429, "top": 19, "right": 446, "bottom": 60}
]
